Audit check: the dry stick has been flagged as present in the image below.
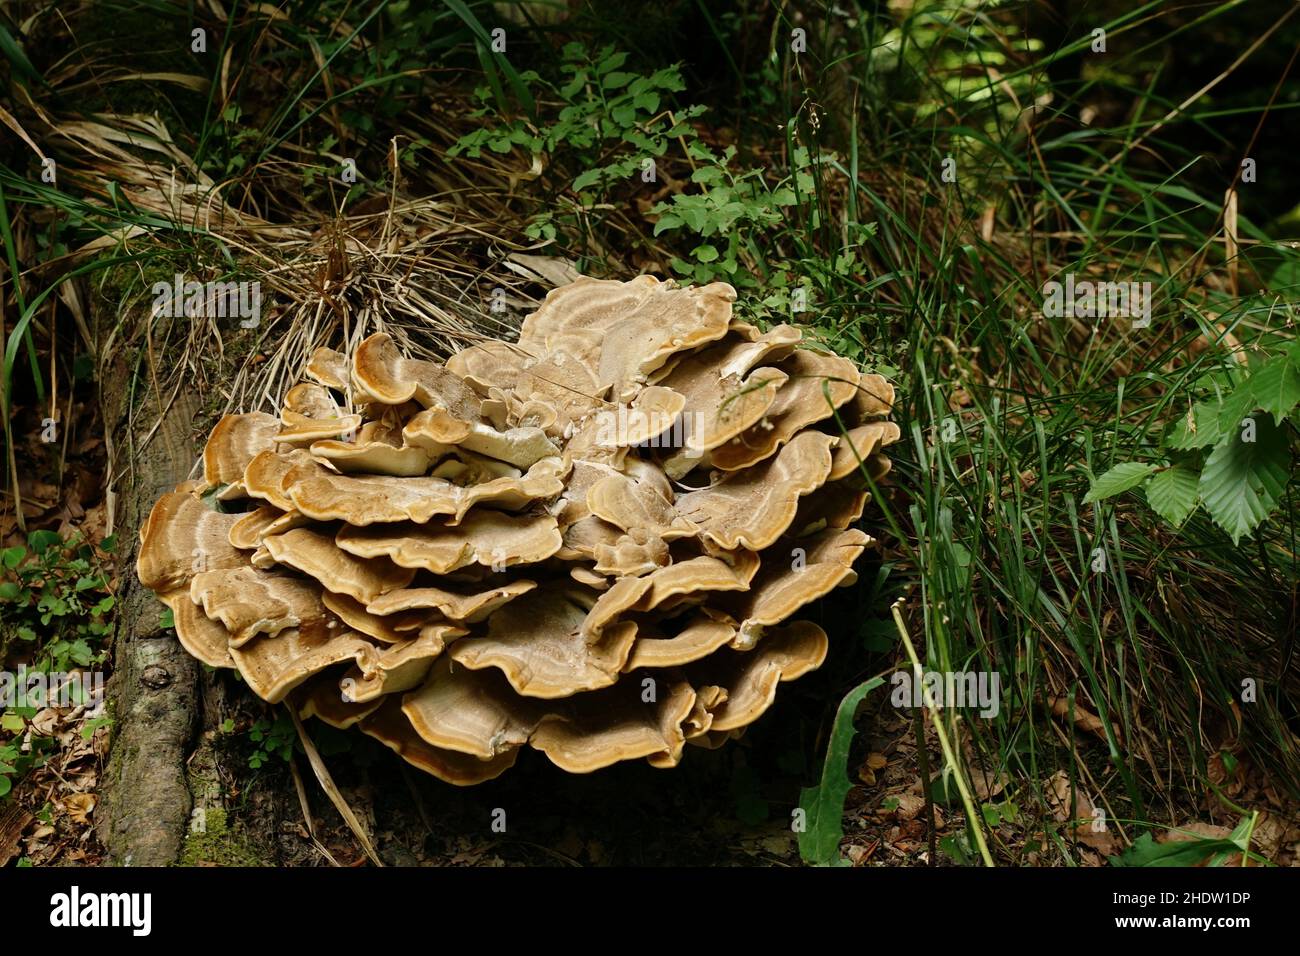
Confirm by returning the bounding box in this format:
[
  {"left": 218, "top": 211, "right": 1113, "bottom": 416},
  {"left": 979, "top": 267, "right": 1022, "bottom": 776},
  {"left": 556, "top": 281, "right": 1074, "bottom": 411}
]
[
  {"left": 1188, "top": 40, "right": 1299, "bottom": 287},
  {"left": 2, "top": 416, "right": 21, "bottom": 532},
  {"left": 288, "top": 754, "right": 343, "bottom": 867},
  {"left": 58, "top": 389, "right": 73, "bottom": 488},
  {"left": 287, "top": 706, "right": 383, "bottom": 867},
  {"left": 892, "top": 600, "right": 995, "bottom": 867},
  {"left": 1, "top": 231, "right": 23, "bottom": 532},
  {"left": 912, "top": 701, "right": 937, "bottom": 865},
  {"left": 48, "top": 299, "right": 58, "bottom": 456}
]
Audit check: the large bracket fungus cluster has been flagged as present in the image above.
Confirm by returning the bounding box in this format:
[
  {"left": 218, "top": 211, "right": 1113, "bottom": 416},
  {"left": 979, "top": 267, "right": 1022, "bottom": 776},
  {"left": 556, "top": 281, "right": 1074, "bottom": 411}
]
[{"left": 137, "top": 276, "right": 897, "bottom": 784}]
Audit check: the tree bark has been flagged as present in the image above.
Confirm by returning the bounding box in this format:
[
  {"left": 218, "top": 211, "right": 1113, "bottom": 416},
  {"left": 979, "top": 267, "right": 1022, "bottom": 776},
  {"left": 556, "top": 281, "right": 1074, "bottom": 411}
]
[{"left": 95, "top": 354, "right": 201, "bottom": 866}]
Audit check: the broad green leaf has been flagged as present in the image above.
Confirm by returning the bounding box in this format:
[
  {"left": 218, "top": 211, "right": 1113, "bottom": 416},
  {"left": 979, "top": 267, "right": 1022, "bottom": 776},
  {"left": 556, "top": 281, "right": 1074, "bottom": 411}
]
[
  {"left": 1084, "top": 462, "right": 1155, "bottom": 503},
  {"left": 1198, "top": 416, "right": 1290, "bottom": 544},
  {"left": 797, "top": 676, "right": 884, "bottom": 866},
  {"left": 1145, "top": 463, "right": 1199, "bottom": 526},
  {"left": 1214, "top": 385, "right": 1263, "bottom": 438},
  {"left": 1110, "top": 833, "right": 1233, "bottom": 866},
  {"left": 1212, "top": 814, "right": 1258, "bottom": 866},
  {"left": 1268, "top": 257, "right": 1300, "bottom": 295},
  {"left": 1167, "top": 400, "right": 1224, "bottom": 450},
  {"left": 1243, "top": 355, "right": 1300, "bottom": 425}
]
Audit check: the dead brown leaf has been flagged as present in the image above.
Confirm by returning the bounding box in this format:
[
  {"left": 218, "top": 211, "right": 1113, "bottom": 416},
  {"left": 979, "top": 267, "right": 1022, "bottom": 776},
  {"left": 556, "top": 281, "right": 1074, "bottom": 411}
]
[
  {"left": 1045, "top": 770, "right": 1116, "bottom": 855},
  {"left": 63, "top": 793, "right": 96, "bottom": 827},
  {"left": 893, "top": 793, "right": 926, "bottom": 822}
]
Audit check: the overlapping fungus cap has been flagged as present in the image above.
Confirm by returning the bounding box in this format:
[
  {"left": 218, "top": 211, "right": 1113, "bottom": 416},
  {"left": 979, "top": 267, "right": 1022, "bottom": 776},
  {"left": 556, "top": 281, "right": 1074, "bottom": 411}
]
[{"left": 136, "top": 276, "right": 897, "bottom": 784}]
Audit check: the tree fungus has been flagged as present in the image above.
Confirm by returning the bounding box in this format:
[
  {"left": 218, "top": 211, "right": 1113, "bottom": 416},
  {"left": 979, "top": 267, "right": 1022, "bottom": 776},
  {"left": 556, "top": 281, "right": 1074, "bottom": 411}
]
[{"left": 136, "top": 276, "right": 897, "bottom": 784}]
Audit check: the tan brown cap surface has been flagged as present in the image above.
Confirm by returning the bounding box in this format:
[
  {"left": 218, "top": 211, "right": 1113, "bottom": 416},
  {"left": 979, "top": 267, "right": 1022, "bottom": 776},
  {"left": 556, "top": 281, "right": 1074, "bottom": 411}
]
[
  {"left": 137, "top": 489, "right": 247, "bottom": 592},
  {"left": 201, "top": 412, "right": 283, "bottom": 498},
  {"left": 135, "top": 276, "right": 892, "bottom": 783}
]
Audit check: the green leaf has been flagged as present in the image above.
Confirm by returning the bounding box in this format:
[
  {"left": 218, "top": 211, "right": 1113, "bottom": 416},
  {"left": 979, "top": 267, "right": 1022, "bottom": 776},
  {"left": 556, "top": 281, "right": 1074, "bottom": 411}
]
[
  {"left": 0, "top": 23, "right": 44, "bottom": 87},
  {"left": 1, "top": 546, "right": 24, "bottom": 569},
  {"left": 691, "top": 165, "right": 724, "bottom": 185},
  {"left": 27, "top": 530, "right": 60, "bottom": 555},
  {"left": 81, "top": 717, "right": 111, "bottom": 741},
  {"left": 652, "top": 213, "right": 682, "bottom": 235},
  {"left": 1167, "top": 400, "right": 1225, "bottom": 450},
  {"left": 571, "top": 168, "right": 603, "bottom": 192},
  {"left": 1213, "top": 385, "right": 1262, "bottom": 439},
  {"left": 1244, "top": 355, "right": 1300, "bottom": 425},
  {"left": 939, "top": 832, "right": 975, "bottom": 865},
  {"left": 1110, "top": 831, "right": 1245, "bottom": 867},
  {"left": 39, "top": 594, "right": 69, "bottom": 617},
  {"left": 1198, "top": 416, "right": 1290, "bottom": 544},
  {"left": 1268, "top": 257, "right": 1300, "bottom": 295},
  {"left": 797, "top": 676, "right": 885, "bottom": 866},
  {"left": 1145, "top": 463, "right": 1200, "bottom": 526},
  {"left": 0, "top": 775, "right": 10, "bottom": 798},
  {"left": 595, "top": 50, "right": 628, "bottom": 75},
  {"left": 1084, "top": 462, "right": 1156, "bottom": 504}
]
